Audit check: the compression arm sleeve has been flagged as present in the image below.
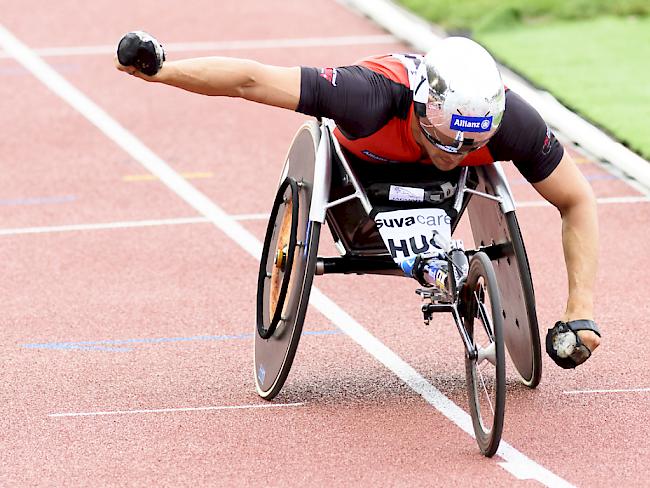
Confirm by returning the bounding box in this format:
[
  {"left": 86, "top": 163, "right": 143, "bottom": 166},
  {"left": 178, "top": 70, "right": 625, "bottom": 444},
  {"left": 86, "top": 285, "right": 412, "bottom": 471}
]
[{"left": 296, "top": 65, "right": 410, "bottom": 139}]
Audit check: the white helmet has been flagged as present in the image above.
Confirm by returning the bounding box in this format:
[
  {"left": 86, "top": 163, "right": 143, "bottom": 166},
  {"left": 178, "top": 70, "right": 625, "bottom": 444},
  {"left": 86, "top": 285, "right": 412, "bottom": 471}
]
[{"left": 419, "top": 37, "right": 505, "bottom": 154}]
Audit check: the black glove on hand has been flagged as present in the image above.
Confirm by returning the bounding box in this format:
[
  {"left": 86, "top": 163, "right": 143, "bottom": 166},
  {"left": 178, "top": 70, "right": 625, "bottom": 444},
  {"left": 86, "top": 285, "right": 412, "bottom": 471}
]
[
  {"left": 117, "top": 31, "right": 165, "bottom": 76},
  {"left": 545, "top": 319, "right": 601, "bottom": 369}
]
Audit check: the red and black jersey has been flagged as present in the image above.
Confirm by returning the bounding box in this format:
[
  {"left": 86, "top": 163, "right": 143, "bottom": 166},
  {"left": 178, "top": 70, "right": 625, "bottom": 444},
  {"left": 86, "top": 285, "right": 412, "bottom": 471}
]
[{"left": 296, "top": 54, "right": 564, "bottom": 183}]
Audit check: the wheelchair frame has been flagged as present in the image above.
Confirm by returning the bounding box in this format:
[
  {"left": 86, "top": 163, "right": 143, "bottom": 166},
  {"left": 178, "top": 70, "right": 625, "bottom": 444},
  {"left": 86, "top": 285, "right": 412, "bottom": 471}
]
[
  {"left": 254, "top": 119, "right": 542, "bottom": 442},
  {"left": 308, "top": 119, "right": 541, "bottom": 391}
]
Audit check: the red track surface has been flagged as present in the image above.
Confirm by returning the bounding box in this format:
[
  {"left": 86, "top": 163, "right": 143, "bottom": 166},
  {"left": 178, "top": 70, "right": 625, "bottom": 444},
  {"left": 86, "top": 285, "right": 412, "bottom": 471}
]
[{"left": 1, "top": 1, "right": 649, "bottom": 486}]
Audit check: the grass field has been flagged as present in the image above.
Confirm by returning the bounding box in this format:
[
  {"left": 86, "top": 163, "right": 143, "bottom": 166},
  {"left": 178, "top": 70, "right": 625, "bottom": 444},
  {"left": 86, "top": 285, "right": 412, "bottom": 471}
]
[
  {"left": 397, "top": 1, "right": 650, "bottom": 160},
  {"left": 477, "top": 16, "right": 650, "bottom": 159},
  {"left": 397, "top": 0, "right": 649, "bottom": 33}
]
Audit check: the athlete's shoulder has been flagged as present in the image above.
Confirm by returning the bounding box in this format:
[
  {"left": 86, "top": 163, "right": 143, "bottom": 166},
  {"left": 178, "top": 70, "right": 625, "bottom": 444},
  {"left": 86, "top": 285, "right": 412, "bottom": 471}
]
[
  {"left": 502, "top": 90, "right": 542, "bottom": 127},
  {"left": 492, "top": 90, "right": 549, "bottom": 148},
  {"left": 355, "top": 53, "right": 424, "bottom": 87},
  {"left": 489, "top": 90, "right": 564, "bottom": 182}
]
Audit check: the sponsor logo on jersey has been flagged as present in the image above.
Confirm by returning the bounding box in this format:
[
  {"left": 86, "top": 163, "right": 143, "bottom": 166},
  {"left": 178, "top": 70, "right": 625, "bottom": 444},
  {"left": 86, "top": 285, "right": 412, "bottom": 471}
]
[
  {"left": 450, "top": 114, "right": 493, "bottom": 133},
  {"left": 361, "top": 150, "right": 401, "bottom": 164},
  {"left": 389, "top": 185, "right": 425, "bottom": 202},
  {"left": 375, "top": 212, "right": 451, "bottom": 230},
  {"left": 542, "top": 125, "right": 553, "bottom": 155},
  {"left": 375, "top": 212, "right": 452, "bottom": 259},
  {"left": 319, "top": 67, "right": 338, "bottom": 86},
  {"left": 375, "top": 208, "right": 452, "bottom": 261}
]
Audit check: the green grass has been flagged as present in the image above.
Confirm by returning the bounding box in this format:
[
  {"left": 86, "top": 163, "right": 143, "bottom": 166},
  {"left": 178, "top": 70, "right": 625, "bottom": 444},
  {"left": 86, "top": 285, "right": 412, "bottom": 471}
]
[
  {"left": 395, "top": 1, "right": 650, "bottom": 159},
  {"left": 476, "top": 17, "right": 650, "bottom": 159},
  {"left": 396, "top": 0, "right": 650, "bottom": 33}
]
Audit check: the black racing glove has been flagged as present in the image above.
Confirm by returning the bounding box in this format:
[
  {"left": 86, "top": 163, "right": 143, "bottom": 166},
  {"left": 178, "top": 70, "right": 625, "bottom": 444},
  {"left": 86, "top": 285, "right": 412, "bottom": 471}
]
[
  {"left": 117, "top": 31, "right": 165, "bottom": 76},
  {"left": 545, "top": 320, "right": 601, "bottom": 369}
]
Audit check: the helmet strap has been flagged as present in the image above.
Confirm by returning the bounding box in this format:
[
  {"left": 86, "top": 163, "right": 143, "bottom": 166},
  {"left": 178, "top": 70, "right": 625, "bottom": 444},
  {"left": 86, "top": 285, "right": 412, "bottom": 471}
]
[{"left": 413, "top": 101, "right": 427, "bottom": 117}]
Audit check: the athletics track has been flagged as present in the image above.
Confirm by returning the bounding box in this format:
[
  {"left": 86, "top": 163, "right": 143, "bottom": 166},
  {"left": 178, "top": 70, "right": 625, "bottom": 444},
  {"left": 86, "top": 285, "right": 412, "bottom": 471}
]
[{"left": 0, "top": 1, "right": 649, "bottom": 486}]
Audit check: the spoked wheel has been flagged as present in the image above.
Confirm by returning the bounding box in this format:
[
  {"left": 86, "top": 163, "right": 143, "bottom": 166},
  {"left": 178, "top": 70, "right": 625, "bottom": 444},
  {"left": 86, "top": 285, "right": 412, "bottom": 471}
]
[
  {"left": 463, "top": 251, "right": 506, "bottom": 457},
  {"left": 255, "top": 121, "right": 322, "bottom": 400}
]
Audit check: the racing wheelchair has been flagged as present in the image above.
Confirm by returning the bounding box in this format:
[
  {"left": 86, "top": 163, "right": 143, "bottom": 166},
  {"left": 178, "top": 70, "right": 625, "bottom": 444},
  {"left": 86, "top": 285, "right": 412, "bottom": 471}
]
[{"left": 254, "top": 119, "right": 542, "bottom": 457}]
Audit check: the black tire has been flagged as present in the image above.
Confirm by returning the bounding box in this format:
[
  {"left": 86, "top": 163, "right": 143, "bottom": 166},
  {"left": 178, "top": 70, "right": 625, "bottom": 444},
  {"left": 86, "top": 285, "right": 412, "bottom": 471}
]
[
  {"left": 254, "top": 122, "right": 322, "bottom": 400},
  {"left": 464, "top": 251, "right": 506, "bottom": 457}
]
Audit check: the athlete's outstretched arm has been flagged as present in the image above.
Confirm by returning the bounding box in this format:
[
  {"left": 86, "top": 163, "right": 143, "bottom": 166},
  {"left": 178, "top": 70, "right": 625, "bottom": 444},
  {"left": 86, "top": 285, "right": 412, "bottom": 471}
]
[{"left": 115, "top": 56, "right": 301, "bottom": 110}]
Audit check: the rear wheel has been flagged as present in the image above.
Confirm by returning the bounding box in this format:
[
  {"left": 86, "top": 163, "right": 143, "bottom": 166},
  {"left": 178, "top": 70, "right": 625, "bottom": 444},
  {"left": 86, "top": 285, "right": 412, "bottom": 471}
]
[
  {"left": 467, "top": 176, "right": 541, "bottom": 389},
  {"left": 464, "top": 251, "right": 506, "bottom": 457},
  {"left": 504, "top": 212, "right": 541, "bottom": 388}
]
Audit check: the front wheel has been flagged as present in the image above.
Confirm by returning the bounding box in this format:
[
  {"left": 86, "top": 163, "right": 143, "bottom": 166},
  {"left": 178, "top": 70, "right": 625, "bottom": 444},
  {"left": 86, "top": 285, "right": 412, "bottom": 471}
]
[{"left": 463, "top": 251, "right": 506, "bottom": 457}]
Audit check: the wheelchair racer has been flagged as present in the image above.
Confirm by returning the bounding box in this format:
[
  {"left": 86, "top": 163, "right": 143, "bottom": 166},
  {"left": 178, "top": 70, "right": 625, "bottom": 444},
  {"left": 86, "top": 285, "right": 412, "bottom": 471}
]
[{"left": 115, "top": 32, "right": 601, "bottom": 369}]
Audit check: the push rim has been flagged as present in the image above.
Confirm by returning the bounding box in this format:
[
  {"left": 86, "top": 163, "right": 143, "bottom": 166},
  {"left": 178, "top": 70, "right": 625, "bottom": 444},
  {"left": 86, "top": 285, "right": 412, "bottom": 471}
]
[{"left": 256, "top": 177, "right": 299, "bottom": 340}]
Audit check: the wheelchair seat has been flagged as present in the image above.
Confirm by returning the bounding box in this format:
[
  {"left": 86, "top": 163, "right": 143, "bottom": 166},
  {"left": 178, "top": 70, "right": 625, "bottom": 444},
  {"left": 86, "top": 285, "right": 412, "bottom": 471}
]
[{"left": 326, "top": 148, "right": 477, "bottom": 256}]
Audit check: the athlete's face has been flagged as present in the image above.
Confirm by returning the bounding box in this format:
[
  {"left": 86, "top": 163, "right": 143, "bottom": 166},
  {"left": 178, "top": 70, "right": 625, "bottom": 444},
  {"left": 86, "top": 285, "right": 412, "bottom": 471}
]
[
  {"left": 411, "top": 115, "right": 467, "bottom": 170},
  {"left": 423, "top": 143, "right": 466, "bottom": 170}
]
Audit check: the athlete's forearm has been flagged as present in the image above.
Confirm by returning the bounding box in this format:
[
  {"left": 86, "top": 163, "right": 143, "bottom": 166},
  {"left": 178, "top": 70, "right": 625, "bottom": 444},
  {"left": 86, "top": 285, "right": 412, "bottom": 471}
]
[
  {"left": 531, "top": 152, "right": 599, "bottom": 321},
  {"left": 560, "top": 195, "right": 599, "bottom": 321},
  {"left": 121, "top": 56, "right": 301, "bottom": 110},
  {"left": 154, "top": 57, "right": 259, "bottom": 96}
]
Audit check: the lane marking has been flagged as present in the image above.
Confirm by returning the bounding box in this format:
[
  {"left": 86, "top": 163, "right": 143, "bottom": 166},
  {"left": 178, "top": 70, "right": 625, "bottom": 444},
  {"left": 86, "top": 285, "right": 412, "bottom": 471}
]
[
  {"left": 510, "top": 173, "right": 619, "bottom": 185},
  {"left": 1, "top": 192, "right": 648, "bottom": 237},
  {"left": 22, "top": 329, "right": 340, "bottom": 352},
  {"left": 517, "top": 195, "right": 650, "bottom": 208},
  {"left": 0, "top": 24, "right": 572, "bottom": 487},
  {"left": 123, "top": 171, "right": 213, "bottom": 182},
  {"left": 0, "top": 217, "right": 210, "bottom": 236},
  {"left": 563, "top": 387, "right": 650, "bottom": 395},
  {"left": 49, "top": 402, "right": 304, "bottom": 418},
  {"left": 0, "top": 61, "right": 80, "bottom": 77},
  {"left": 0, "top": 214, "right": 268, "bottom": 237},
  {"left": 225, "top": 212, "right": 268, "bottom": 221},
  {"left": 0, "top": 194, "right": 76, "bottom": 206},
  {"left": 0, "top": 34, "right": 398, "bottom": 59}
]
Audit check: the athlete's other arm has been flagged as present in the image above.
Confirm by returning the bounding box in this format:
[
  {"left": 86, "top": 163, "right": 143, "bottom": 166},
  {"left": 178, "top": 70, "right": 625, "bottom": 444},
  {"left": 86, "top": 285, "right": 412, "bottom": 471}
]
[
  {"left": 533, "top": 151, "right": 601, "bottom": 352},
  {"left": 115, "top": 56, "right": 301, "bottom": 110}
]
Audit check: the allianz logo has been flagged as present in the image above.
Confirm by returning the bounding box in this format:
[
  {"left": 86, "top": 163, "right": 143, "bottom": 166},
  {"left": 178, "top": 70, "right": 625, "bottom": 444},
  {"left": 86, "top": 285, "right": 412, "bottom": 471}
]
[
  {"left": 452, "top": 118, "right": 491, "bottom": 130},
  {"left": 453, "top": 118, "right": 481, "bottom": 128}
]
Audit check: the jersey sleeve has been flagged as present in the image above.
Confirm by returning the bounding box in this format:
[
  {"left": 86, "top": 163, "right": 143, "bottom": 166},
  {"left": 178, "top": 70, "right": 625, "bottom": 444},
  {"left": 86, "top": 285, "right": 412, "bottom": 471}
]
[
  {"left": 296, "top": 65, "right": 411, "bottom": 139},
  {"left": 487, "top": 90, "right": 564, "bottom": 183}
]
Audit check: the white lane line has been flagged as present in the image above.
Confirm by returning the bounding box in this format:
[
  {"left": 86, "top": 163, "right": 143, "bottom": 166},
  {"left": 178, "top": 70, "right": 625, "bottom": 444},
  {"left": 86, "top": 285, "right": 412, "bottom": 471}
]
[
  {"left": 0, "top": 25, "right": 572, "bottom": 488},
  {"left": 310, "top": 290, "right": 573, "bottom": 488},
  {"left": 0, "top": 217, "right": 209, "bottom": 236},
  {"left": 1, "top": 193, "right": 647, "bottom": 237},
  {"left": 49, "top": 402, "right": 304, "bottom": 418},
  {"left": 518, "top": 195, "right": 650, "bottom": 208},
  {"left": 563, "top": 388, "right": 650, "bottom": 395},
  {"left": 0, "top": 34, "right": 398, "bottom": 59},
  {"left": 0, "top": 214, "right": 269, "bottom": 236},
  {"left": 228, "top": 212, "right": 268, "bottom": 221}
]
